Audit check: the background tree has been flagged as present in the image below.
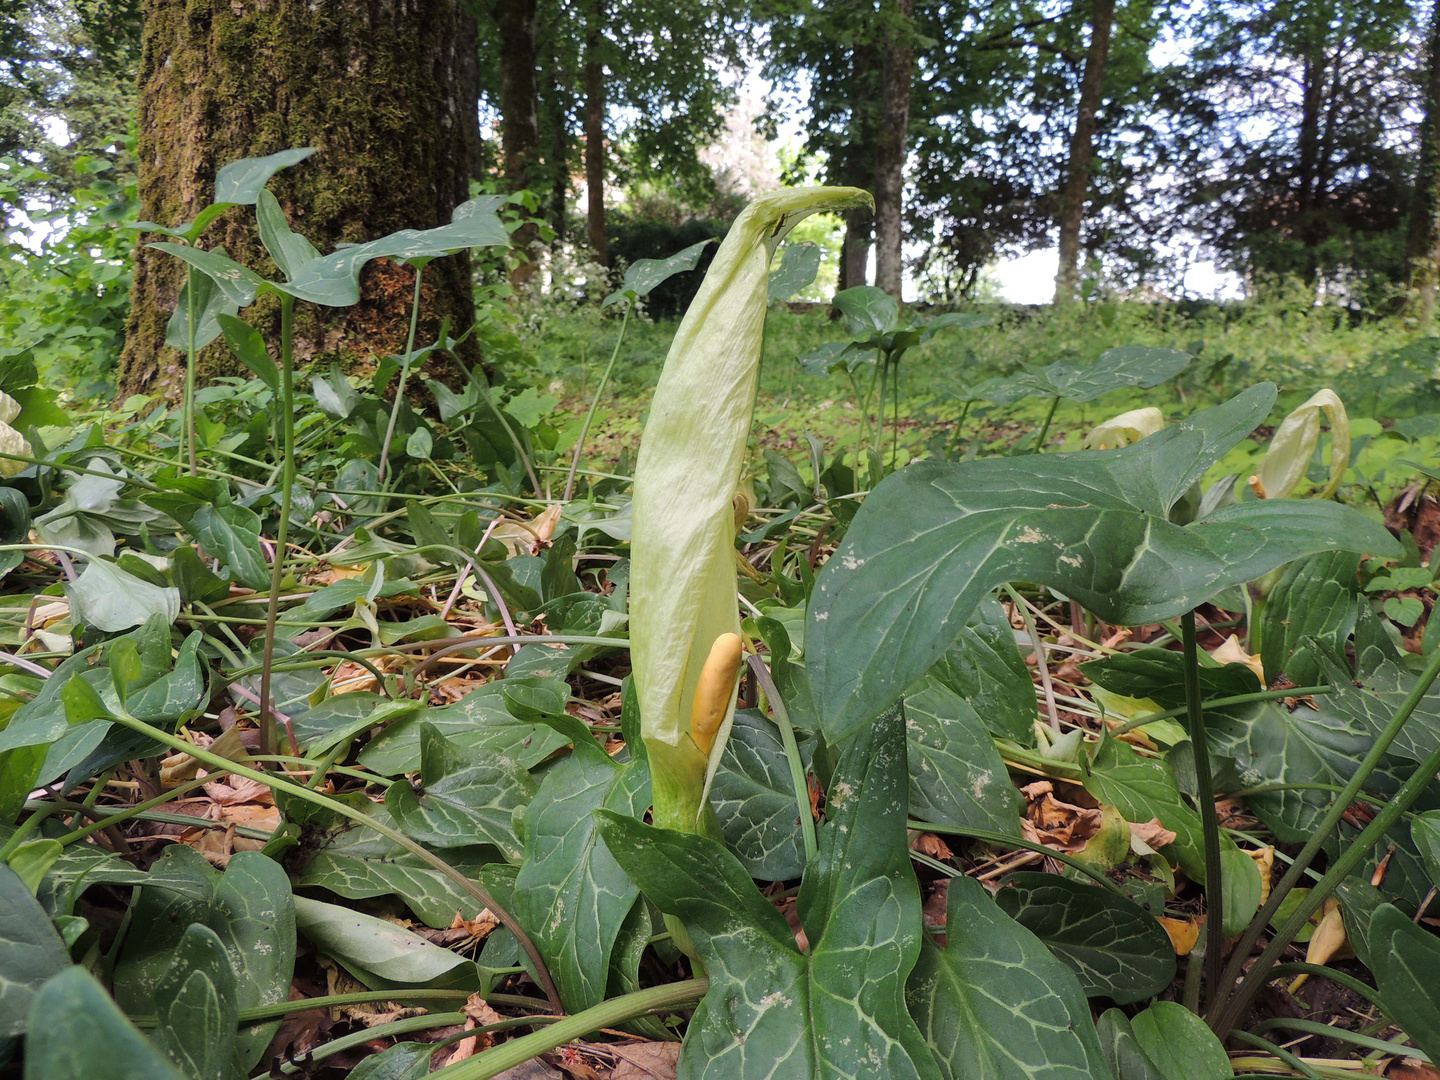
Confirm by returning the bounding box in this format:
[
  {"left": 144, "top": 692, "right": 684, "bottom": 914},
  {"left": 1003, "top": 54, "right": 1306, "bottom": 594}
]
[
  {"left": 1407, "top": 0, "right": 1440, "bottom": 322},
  {"left": 1053, "top": 0, "right": 1116, "bottom": 303},
  {"left": 120, "top": 0, "right": 483, "bottom": 400},
  {"left": 1165, "top": 0, "right": 1420, "bottom": 298},
  {"left": 874, "top": 0, "right": 915, "bottom": 298}
]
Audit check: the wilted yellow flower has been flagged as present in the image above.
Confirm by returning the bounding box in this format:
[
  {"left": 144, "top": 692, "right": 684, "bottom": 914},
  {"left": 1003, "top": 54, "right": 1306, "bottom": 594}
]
[
  {"left": 630, "top": 186, "right": 872, "bottom": 835},
  {"left": 1253, "top": 389, "right": 1349, "bottom": 500},
  {"left": 0, "top": 391, "right": 33, "bottom": 478},
  {"left": 1082, "top": 406, "right": 1165, "bottom": 450}
]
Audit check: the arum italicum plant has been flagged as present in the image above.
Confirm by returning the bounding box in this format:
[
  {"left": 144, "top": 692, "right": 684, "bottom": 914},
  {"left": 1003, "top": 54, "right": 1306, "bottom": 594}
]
[{"left": 630, "top": 186, "right": 873, "bottom": 843}]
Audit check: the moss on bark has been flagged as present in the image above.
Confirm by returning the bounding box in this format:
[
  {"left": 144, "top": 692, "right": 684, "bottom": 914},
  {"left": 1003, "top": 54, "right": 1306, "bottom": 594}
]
[{"left": 120, "top": 0, "right": 482, "bottom": 402}]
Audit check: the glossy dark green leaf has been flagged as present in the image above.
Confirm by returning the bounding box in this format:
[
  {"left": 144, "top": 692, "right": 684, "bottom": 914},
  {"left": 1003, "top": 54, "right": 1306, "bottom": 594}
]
[
  {"left": 994, "top": 873, "right": 1175, "bottom": 1003},
  {"left": 23, "top": 968, "right": 188, "bottom": 1080},
  {"left": 927, "top": 598, "right": 1036, "bottom": 742},
  {"left": 215, "top": 312, "right": 278, "bottom": 392},
  {"left": 604, "top": 238, "right": 713, "bottom": 307},
  {"left": 1415, "top": 810, "right": 1440, "bottom": 887},
  {"left": 598, "top": 704, "right": 939, "bottom": 1080},
  {"left": 833, "top": 285, "right": 899, "bottom": 336},
  {"left": 347, "top": 1041, "right": 435, "bottom": 1080},
  {"left": 908, "top": 874, "right": 1113, "bottom": 1080},
  {"left": 170, "top": 544, "right": 231, "bottom": 604},
  {"left": 112, "top": 847, "right": 294, "bottom": 1073},
  {"left": 0, "top": 486, "right": 31, "bottom": 580},
  {"left": 904, "top": 680, "right": 1021, "bottom": 835},
  {"left": 357, "top": 680, "right": 570, "bottom": 775},
  {"left": 1318, "top": 641, "right": 1440, "bottom": 768},
  {"left": 0, "top": 864, "right": 70, "bottom": 1037},
  {"left": 213, "top": 147, "right": 316, "bottom": 204},
  {"left": 768, "top": 241, "right": 822, "bottom": 301},
  {"left": 1095, "top": 1009, "right": 1167, "bottom": 1080},
  {"left": 280, "top": 196, "right": 509, "bottom": 307},
  {"left": 710, "top": 708, "right": 813, "bottom": 880},
  {"left": 295, "top": 806, "right": 495, "bottom": 929},
  {"left": 979, "top": 346, "right": 1193, "bottom": 406},
  {"left": 1258, "top": 551, "right": 1361, "bottom": 685},
  {"left": 809, "top": 385, "right": 1400, "bottom": 740},
  {"left": 384, "top": 722, "right": 535, "bottom": 860},
  {"left": 1369, "top": 903, "right": 1440, "bottom": 1063},
  {"left": 144, "top": 494, "right": 269, "bottom": 590},
  {"left": 152, "top": 923, "right": 239, "bottom": 1080},
  {"left": 514, "top": 712, "right": 647, "bottom": 1013},
  {"left": 1129, "top": 1002, "right": 1232, "bottom": 1080}
]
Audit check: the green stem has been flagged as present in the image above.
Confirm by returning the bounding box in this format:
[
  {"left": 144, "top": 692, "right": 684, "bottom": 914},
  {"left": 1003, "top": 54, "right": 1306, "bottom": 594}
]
[
  {"left": 184, "top": 265, "right": 198, "bottom": 476},
  {"left": 1030, "top": 395, "right": 1061, "bottom": 454},
  {"left": 1246, "top": 1018, "right": 1430, "bottom": 1063},
  {"left": 875, "top": 357, "right": 890, "bottom": 468},
  {"left": 275, "top": 1012, "right": 468, "bottom": 1074},
  {"left": 1226, "top": 1030, "right": 1324, "bottom": 1080},
  {"left": 1265, "top": 963, "right": 1382, "bottom": 1007},
  {"left": 1181, "top": 611, "right": 1224, "bottom": 1014},
  {"left": 426, "top": 979, "right": 708, "bottom": 1080},
  {"left": 747, "top": 655, "right": 817, "bottom": 864},
  {"left": 564, "top": 303, "right": 629, "bottom": 502},
  {"left": 1110, "top": 686, "right": 1333, "bottom": 736},
  {"left": 53, "top": 770, "right": 222, "bottom": 845},
  {"left": 258, "top": 292, "right": 297, "bottom": 759},
  {"left": 1209, "top": 642, "right": 1440, "bottom": 1033},
  {"left": 96, "top": 707, "right": 563, "bottom": 1013},
  {"left": 464, "top": 365, "right": 544, "bottom": 497},
  {"left": 947, "top": 399, "right": 973, "bottom": 459},
  {"left": 891, "top": 359, "right": 901, "bottom": 467},
  {"left": 377, "top": 265, "right": 425, "bottom": 484}
]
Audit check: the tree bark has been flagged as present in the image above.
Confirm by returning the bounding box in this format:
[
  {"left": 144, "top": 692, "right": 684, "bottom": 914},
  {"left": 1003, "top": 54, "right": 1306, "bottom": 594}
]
[
  {"left": 120, "top": 0, "right": 481, "bottom": 401},
  {"left": 873, "top": 0, "right": 913, "bottom": 300},
  {"left": 837, "top": 43, "right": 876, "bottom": 293},
  {"left": 497, "top": 0, "right": 541, "bottom": 288},
  {"left": 1408, "top": 0, "right": 1440, "bottom": 323},
  {"left": 585, "top": 0, "right": 607, "bottom": 265},
  {"left": 1052, "top": 0, "right": 1116, "bottom": 304}
]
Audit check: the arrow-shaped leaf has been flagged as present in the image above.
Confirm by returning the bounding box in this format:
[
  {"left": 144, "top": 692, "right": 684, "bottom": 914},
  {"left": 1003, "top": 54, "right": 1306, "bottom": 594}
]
[
  {"left": 808, "top": 386, "right": 1401, "bottom": 740},
  {"left": 596, "top": 705, "right": 940, "bottom": 1080},
  {"left": 907, "top": 874, "right": 1114, "bottom": 1080}
]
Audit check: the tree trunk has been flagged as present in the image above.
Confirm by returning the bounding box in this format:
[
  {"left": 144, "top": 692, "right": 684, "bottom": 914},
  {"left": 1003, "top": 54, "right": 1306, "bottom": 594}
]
[
  {"left": 120, "top": 0, "right": 481, "bottom": 401},
  {"left": 837, "top": 43, "right": 876, "bottom": 293},
  {"left": 873, "top": 0, "right": 913, "bottom": 300},
  {"left": 497, "top": 0, "right": 541, "bottom": 288},
  {"left": 1408, "top": 0, "right": 1440, "bottom": 323},
  {"left": 585, "top": 0, "right": 607, "bottom": 265},
  {"left": 1052, "top": 0, "right": 1116, "bottom": 304}
]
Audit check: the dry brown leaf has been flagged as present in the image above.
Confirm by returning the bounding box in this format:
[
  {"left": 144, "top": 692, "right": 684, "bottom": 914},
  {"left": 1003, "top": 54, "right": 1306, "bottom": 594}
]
[
  {"left": 1157, "top": 915, "right": 1202, "bottom": 956},
  {"left": 1129, "top": 818, "right": 1177, "bottom": 852},
  {"left": 492, "top": 505, "right": 564, "bottom": 557},
  {"left": 450, "top": 908, "right": 501, "bottom": 941},
  {"left": 605, "top": 1041, "right": 682, "bottom": 1080},
  {"left": 910, "top": 833, "right": 953, "bottom": 860},
  {"left": 1386, "top": 1059, "right": 1440, "bottom": 1080},
  {"left": 1019, "top": 781, "right": 1102, "bottom": 852}
]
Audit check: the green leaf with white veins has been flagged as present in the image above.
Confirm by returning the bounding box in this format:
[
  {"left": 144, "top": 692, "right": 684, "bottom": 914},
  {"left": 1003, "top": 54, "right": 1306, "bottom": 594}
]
[
  {"left": 994, "top": 873, "right": 1175, "bottom": 1004},
  {"left": 66, "top": 558, "right": 180, "bottom": 631},
  {"left": 908, "top": 873, "right": 1113, "bottom": 1080},
  {"left": 604, "top": 238, "right": 713, "bottom": 307},
  {"left": 385, "top": 722, "right": 535, "bottom": 860},
  {"left": 596, "top": 704, "right": 940, "bottom": 1080},
  {"left": 768, "top": 241, "right": 822, "bottom": 301},
  {"left": 513, "top": 712, "right": 649, "bottom": 1013},
  {"left": 213, "top": 147, "right": 316, "bottom": 204},
  {"left": 808, "top": 385, "right": 1401, "bottom": 741},
  {"left": 977, "top": 346, "right": 1193, "bottom": 406},
  {"left": 904, "top": 682, "right": 1021, "bottom": 836},
  {"left": 709, "top": 708, "right": 815, "bottom": 880},
  {"left": 152, "top": 924, "right": 239, "bottom": 1080}
]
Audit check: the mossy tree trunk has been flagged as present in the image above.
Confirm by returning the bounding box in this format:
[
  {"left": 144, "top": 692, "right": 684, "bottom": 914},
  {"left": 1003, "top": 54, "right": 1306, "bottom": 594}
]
[{"left": 120, "top": 0, "right": 482, "bottom": 401}]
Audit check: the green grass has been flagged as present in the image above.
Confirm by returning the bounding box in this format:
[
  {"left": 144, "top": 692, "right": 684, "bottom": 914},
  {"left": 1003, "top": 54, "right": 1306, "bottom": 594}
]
[{"left": 514, "top": 295, "right": 1440, "bottom": 506}]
